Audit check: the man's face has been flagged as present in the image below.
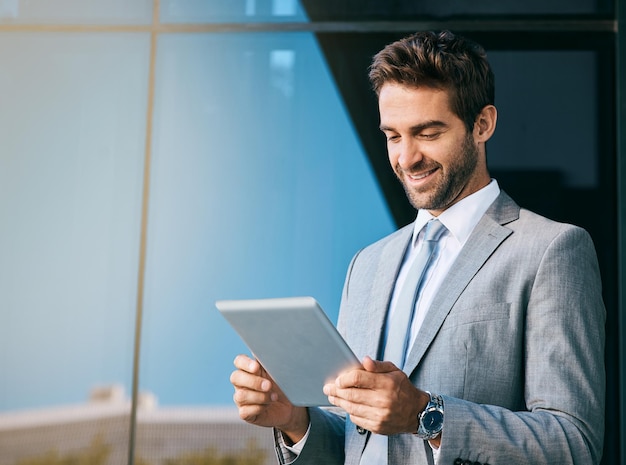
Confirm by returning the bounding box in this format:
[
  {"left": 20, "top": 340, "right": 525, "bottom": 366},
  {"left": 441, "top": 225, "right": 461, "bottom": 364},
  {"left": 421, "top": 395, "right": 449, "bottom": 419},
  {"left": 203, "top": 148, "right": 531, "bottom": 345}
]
[{"left": 378, "top": 83, "right": 489, "bottom": 216}]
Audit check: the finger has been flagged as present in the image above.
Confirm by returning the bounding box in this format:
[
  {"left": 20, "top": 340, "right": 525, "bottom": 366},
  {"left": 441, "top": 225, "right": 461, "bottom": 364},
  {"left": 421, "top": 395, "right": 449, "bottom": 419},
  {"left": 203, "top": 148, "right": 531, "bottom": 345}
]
[
  {"left": 362, "top": 356, "right": 399, "bottom": 373},
  {"left": 329, "top": 390, "right": 402, "bottom": 436},
  {"left": 324, "top": 379, "right": 357, "bottom": 408},
  {"left": 326, "top": 389, "right": 378, "bottom": 420},
  {"left": 324, "top": 388, "right": 355, "bottom": 410},
  {"left": 323, "top": 382, "right": 336, "bottom": 397},
  {"left": 348, "top": 414, "right": 385, "bottom": 435},
  {"left": 333, "top": 359, "right": 401, "bottom": 390},
  {"left": 230, "top": 368, "right": 273, "bottom": 393},
  {"left": 333, "top": 367, "right": 371, "bottom": 389},
  {"left": 233, "top": 354, "right": 261, "bottom": 374},
  {"left": 236, "top": 402, "right": 269, "bottom": 424},
  {"left": 233, "top": 385, "right": 277, "bottom": 407},
  {"left": 324, "top": 387, "right": 364, "bottom": 411},
  {"left": 329, "top": 379, "right": 383, "bottom": 408},
  {"left": 336, "top": 366, "right": 397, "bottom": 390}
]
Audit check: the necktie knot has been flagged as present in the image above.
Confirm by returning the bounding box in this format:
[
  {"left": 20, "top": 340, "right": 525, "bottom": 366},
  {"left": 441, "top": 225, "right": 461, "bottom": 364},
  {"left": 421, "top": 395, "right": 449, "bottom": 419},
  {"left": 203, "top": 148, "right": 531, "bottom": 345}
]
[{"left": 423, "top": 219, "right": 446, "bottom": 243}]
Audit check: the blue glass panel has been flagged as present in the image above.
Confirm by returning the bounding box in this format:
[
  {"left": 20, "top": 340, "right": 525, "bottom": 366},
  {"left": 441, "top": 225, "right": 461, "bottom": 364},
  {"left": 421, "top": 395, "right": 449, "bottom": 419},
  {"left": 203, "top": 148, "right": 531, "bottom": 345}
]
[
  {"left": 0, "top": 32, "right": 150, "bottom": 411},
  {"left": 161, "top": 0, "right": 308, "bottom": 23},
  {"left": 143, "top": 32, "right": 395, "bottom": 405},
  {"left": 0, "top": 0, "right": 152, "bottom": 24}
]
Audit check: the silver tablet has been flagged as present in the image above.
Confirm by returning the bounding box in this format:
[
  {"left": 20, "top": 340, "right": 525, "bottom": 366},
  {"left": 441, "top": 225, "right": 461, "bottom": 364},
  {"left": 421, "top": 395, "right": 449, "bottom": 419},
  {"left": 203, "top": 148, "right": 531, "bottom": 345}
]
[{"left": 216, "top": 296, "right": 360, "bottom": 406}]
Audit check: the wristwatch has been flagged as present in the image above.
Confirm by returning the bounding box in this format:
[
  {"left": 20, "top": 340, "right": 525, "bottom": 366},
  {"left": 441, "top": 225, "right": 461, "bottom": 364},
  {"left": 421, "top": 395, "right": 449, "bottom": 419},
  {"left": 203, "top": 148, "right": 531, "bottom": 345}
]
[{"left": 415, "top": 391, "right": 444, "bottom": 439}]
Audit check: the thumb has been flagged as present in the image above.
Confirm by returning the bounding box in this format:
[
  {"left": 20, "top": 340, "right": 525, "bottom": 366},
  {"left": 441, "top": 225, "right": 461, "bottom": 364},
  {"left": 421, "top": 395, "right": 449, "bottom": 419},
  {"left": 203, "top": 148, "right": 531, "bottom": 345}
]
[{"left": 362, "top": 355, "right": 400, "bottom": 373}]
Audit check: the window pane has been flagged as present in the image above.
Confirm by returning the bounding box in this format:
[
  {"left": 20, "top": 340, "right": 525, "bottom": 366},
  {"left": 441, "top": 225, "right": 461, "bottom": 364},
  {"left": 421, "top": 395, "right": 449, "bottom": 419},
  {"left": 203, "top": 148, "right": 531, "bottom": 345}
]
[
  {"left": 0, "top": 32, "right": 149, "bottom": 462},
  {"left": 137, "top": 30, "right": 395, "bottom": 460}
]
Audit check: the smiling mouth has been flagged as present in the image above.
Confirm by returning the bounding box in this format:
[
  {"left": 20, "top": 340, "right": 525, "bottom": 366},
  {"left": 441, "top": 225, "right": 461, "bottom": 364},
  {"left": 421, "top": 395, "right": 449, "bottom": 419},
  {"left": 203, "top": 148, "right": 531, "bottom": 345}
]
[{"left": 405, "top": 167, "right": 438, "bottom": 182}]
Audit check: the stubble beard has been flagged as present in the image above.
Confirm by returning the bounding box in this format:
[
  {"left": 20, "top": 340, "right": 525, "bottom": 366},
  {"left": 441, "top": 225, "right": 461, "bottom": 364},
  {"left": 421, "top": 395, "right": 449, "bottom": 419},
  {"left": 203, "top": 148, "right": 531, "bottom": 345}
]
[{"left": 397, "top": 133, "right": 480, "bottom": 212}]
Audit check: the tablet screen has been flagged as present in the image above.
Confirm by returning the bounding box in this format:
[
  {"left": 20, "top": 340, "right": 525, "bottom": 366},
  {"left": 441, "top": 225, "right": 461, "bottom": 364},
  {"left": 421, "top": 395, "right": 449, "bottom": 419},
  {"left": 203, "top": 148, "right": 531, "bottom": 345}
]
[{"left": 216, "top": 296, "right": 360, "bottom": 406}]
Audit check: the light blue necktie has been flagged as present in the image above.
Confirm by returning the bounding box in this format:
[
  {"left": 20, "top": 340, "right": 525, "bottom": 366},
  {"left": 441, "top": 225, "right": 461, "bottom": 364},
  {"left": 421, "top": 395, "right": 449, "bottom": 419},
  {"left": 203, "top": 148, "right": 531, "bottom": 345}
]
[
  {"left": 359, "top": 219, "right": 446, "bottom": 465},
  {"left": 383, "top": 219, "right": 446, "bottom": 370}
]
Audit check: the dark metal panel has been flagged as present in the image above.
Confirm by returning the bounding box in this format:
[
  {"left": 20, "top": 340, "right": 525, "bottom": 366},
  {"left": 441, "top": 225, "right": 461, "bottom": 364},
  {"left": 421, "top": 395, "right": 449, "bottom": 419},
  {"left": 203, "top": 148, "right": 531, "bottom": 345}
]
[
  {"left": 300, "top": 0, "right": 613, "bottom": 18},
  {"left": 616, "top": 0, "right": 626, "bottom": 463}
]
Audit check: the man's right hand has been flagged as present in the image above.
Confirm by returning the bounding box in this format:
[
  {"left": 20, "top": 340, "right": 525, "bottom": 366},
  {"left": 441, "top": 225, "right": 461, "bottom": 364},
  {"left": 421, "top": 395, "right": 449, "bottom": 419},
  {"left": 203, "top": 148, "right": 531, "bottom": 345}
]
[{"left": 230, "top": 354, "right": 310, "bottom": 444}]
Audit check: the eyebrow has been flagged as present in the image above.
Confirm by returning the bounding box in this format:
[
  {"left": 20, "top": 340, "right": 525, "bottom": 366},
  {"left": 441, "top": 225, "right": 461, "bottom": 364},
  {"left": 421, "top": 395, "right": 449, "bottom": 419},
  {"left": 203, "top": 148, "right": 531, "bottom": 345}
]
[{"left": 379, "top": 120, "right": 448, "bottom": 133}]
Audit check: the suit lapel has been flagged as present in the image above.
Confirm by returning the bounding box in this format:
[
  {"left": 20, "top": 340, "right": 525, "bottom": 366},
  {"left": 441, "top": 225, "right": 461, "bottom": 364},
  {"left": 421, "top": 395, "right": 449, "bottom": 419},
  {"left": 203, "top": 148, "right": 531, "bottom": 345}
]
[
  {"left": 353, "top": 226, "right": 413, "bottom": 361},
  {"left": 403, "top": 192, "right": 519, "bottom": 374},
  {"left": 344, "top": 228, "right": 413, "bottom": 464}
]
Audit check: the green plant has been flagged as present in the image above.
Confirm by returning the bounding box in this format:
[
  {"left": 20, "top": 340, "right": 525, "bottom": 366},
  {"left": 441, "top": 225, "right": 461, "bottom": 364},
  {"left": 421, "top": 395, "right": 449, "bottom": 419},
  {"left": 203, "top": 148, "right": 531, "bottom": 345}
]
[
  {"left": 17, "top": 435, "right": 110, "bottom": 465},
  {"left": 164, "top": 440, "right": 268, "bottom": 465}
]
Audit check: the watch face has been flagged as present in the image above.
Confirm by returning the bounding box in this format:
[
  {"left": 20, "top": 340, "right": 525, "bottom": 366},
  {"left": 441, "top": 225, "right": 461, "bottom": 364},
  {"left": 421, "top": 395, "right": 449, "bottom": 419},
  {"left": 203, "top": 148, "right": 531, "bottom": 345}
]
[{"left": 422, "top": 410, "right": 444, "bottom": 432}]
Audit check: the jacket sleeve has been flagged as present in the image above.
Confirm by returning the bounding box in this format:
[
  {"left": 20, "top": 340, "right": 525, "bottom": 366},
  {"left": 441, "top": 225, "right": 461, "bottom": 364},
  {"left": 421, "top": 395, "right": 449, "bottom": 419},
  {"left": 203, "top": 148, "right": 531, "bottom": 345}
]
[
  {"left": 436, "top": 227, "right": 606, "bottom": 465},
  {"left": 274, "top": 407, "right": 346, "bottom": 464}
]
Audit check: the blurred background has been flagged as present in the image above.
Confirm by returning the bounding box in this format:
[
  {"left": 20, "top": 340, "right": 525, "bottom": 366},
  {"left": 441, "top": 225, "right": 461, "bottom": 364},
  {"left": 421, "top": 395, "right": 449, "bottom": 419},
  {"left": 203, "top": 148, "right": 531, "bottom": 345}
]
[{"left": 0, "top": 0, "right": 623, "bottom": 464}]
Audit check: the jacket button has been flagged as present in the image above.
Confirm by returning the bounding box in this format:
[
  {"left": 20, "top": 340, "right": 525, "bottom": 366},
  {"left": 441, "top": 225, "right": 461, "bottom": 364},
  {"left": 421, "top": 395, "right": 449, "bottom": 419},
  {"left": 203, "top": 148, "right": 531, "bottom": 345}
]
[
  {"left": 454, "top": 459, "right": 463, "bottom": 465},
  {"left": 356, "top": 426, "right": 367, "bottom": 435}
]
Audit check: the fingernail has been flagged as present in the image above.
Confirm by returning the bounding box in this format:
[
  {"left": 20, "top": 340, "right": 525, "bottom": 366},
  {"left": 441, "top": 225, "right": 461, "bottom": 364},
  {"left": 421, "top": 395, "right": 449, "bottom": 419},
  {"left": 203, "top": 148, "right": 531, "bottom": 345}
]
[
  {"left": 270, "top": 392, "right": 278, "bottom": 402},
  {"left": 261, "top": 380, "right": 270, "bottom": 391}
]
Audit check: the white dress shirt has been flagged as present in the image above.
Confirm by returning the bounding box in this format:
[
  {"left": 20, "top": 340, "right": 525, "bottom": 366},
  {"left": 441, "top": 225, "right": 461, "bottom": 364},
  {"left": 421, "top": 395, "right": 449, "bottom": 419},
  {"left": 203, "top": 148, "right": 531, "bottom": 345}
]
[{"left": 390, "top": 179, "right": 500, "bottom": 360}]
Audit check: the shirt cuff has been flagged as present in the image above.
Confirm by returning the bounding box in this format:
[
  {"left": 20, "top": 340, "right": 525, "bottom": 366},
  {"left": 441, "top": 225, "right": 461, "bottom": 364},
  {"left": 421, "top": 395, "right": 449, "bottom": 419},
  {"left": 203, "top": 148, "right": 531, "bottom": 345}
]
[
  {"left": 429, "top": 439, "right": 441, "bottom": 464},
  {"left": 273, "top": 423, "right": 311, "bottom": 464}
]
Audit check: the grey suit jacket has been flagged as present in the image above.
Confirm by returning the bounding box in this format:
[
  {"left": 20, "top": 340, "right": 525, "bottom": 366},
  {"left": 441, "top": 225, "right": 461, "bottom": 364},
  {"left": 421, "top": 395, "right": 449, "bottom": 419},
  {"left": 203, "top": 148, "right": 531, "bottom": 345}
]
[{"left": 284, "top": 191, "right": 605, "bottom": 465}]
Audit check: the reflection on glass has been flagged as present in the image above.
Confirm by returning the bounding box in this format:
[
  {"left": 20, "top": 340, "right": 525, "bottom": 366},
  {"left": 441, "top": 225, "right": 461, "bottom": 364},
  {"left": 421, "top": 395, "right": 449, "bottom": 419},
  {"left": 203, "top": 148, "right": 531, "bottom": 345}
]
[
  {"left": 161, "top": 0, "right": 309, "bottom": 23},
  {"left": 270, "top": 49, "right": 296, "bottom": 97},
  {"left": 272, "top": 0, "right": 298, "bottom": 16},
  {"left": 141, "top": 32, "right": 394, "bottom": 411}
]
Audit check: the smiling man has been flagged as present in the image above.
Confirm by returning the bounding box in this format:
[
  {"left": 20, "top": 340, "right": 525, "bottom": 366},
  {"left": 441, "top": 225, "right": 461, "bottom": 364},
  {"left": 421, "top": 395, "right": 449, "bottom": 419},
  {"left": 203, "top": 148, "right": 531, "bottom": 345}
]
[{"left": 230, "top": 30, "right": 606, "bottom": 465}]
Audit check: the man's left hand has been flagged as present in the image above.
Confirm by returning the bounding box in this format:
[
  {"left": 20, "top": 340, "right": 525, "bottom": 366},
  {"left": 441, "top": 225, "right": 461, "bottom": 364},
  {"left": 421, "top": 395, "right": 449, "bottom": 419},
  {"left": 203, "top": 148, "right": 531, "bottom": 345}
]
[{"left": 323, "top": 356, "right": 430, "bottom": 436}]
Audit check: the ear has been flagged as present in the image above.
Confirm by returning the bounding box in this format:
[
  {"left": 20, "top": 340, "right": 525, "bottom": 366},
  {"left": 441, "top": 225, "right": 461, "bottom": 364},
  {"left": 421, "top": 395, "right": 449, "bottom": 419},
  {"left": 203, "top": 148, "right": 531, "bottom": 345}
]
[{"left": 473, "top": 105, "right": 497, "bottom": 143}]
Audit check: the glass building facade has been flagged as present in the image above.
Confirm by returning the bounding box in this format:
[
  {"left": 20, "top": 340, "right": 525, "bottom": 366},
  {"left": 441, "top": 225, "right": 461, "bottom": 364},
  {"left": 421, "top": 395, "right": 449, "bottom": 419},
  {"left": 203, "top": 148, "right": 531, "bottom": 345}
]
[{"left": 0, "top": 1, "right": 622, "bottom": 464}]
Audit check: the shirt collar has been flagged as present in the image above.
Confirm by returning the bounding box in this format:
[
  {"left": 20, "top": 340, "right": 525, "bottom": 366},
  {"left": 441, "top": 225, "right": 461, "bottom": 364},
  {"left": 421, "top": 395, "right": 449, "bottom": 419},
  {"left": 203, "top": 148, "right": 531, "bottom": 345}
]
[{"left": 411, "top": 179, "right": 501, "bottom": 248}]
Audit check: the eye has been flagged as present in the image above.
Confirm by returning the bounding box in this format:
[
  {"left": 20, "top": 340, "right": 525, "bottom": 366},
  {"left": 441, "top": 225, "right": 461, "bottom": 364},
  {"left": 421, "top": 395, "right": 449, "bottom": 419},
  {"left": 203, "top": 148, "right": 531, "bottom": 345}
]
[
  {"left": 385, "top": 133, "right": 400, "bottom": 142},
  {"left": 420, "top": 132, "right": 440, "bottom": 140}
]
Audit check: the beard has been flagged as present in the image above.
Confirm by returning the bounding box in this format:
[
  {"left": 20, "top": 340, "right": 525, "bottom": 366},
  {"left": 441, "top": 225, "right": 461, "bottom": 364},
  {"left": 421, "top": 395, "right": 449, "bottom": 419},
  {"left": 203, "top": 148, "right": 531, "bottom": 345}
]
[{"left": 395, "top": 132, "right": 480, "bottom": 212}]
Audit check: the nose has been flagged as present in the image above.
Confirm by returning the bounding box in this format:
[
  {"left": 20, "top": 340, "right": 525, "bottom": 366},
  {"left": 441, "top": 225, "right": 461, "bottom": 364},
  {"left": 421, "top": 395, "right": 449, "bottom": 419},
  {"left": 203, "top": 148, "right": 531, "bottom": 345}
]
[{"left": 395, "top": 139, "right": 423, "bottom": 170}]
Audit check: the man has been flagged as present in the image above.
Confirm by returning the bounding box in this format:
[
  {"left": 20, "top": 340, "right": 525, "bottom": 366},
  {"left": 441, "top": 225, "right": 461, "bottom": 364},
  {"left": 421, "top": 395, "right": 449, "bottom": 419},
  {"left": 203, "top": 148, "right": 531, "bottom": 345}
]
[{"left": 230, "top": 30, "right": 605, "bottom": 465}]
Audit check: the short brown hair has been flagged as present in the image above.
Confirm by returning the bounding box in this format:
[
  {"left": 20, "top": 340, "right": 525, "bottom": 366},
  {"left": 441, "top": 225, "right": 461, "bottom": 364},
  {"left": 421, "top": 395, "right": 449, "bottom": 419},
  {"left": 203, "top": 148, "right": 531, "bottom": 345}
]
[{"left": 369, "top": 30, "right": 495, "bottom": 133}]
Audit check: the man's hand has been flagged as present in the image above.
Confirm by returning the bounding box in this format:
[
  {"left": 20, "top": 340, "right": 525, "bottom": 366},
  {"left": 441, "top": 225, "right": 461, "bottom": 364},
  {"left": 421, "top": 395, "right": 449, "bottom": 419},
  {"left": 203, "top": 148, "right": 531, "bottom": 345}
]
[
  {"left": 323, "top": 356, "right": 431, "bottom": 437},
  {"left": 230, "top": 354, "right": 309, "bottom": 444}
]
